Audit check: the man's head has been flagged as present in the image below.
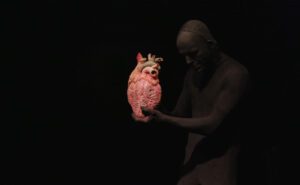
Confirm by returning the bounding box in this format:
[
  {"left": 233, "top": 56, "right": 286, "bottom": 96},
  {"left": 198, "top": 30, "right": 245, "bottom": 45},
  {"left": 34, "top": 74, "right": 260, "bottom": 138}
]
[{"left": 176, "top": 20, "right": 218, "bottom": 71}]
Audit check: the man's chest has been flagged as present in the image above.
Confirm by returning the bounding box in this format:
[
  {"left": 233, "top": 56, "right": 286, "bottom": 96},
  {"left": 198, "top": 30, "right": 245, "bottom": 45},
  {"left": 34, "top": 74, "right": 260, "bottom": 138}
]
[{"left": 189, "top": 71, "right": 225, "bottom": 116}]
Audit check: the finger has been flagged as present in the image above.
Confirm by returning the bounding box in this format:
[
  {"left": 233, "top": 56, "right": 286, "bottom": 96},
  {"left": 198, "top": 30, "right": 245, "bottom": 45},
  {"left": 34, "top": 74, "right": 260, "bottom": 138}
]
[
  {"left": 141, "top": 107, "right": 152, "bottom": 116},
  {"left": 131, "top": 113, "right": 147, "bottom": 123}
]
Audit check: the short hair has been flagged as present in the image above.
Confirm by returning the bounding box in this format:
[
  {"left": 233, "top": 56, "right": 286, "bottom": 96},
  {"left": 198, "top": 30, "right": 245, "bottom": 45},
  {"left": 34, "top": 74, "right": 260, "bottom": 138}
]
[{"left": 179, "top": 19, "right": 217, "bottom": 43}]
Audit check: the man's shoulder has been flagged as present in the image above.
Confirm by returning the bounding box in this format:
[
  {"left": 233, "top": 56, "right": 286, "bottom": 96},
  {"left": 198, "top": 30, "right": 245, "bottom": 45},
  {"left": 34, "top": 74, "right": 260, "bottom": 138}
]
[{"left": 222, "top": 54, "right": 249, "bottom": 79}]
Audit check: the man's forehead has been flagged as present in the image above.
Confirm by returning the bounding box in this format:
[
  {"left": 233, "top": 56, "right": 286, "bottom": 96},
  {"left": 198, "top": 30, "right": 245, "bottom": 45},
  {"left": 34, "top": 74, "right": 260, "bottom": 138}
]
[
  {"left": 177, "top": 32, "right": 193, "bottom": 43},
  {"left": 177, "top": 32, "right": 203, "bottom": 48}
]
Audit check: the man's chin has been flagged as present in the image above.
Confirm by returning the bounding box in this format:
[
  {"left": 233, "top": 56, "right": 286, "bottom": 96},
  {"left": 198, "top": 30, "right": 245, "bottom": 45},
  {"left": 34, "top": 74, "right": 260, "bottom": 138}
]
[
  {"left": 193, "top": 65, "right": 205, "bottom": 72},
  {"left": 196, "top": 67, "right": 204, "bottom": 72}
]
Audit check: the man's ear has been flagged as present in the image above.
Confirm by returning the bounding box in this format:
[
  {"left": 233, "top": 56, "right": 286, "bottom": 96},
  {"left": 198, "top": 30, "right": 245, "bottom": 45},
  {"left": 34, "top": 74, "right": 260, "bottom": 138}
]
[{"left": 207, "top": 40, "right": 218, "bottom": 50}]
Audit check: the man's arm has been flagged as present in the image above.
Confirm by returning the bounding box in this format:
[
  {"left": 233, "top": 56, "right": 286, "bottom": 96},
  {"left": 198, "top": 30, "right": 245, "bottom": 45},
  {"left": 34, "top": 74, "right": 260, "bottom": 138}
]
[{"left": 143, "top": 68, "right": 249, "bottom": 135}]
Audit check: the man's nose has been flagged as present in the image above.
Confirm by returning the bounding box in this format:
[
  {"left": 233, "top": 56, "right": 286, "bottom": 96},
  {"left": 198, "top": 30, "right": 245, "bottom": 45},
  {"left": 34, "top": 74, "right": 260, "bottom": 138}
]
[{"left": 185, "top": 56, "right": 193, "bottom": 64}]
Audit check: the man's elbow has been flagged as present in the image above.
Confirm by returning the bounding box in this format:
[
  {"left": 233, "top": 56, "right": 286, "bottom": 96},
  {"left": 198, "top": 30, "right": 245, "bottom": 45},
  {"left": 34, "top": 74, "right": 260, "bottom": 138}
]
[
  {"left": 204, "top": 116, "right": 224, "bottom": 135},
  {"left": 193, "top": 121, "right": 220, "bottom": 135}
]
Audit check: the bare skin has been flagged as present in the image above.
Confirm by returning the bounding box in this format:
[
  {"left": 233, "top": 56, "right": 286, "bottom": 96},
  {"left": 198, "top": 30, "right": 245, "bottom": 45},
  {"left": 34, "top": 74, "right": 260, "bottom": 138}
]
[{"left": 141, "top": 20, "right": 250, "bottom": 185}]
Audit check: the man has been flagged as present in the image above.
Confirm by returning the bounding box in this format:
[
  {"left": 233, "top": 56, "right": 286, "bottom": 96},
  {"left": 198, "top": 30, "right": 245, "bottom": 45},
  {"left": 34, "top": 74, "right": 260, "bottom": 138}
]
[{"left": 142, "top": 19, "right": 250, "bottom": 185}]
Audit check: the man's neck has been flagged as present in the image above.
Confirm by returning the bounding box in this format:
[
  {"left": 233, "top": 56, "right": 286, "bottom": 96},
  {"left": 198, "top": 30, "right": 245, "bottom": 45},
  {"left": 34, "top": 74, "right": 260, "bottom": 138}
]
[{"left": 202, "top": 51, "right": 221, "bottom": 71}]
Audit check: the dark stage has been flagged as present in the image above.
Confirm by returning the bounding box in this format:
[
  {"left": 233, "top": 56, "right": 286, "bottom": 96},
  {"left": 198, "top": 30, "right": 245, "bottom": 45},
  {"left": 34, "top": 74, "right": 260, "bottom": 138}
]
[{"left": 2, "top": 0, "right": 299, "bottom": 184}]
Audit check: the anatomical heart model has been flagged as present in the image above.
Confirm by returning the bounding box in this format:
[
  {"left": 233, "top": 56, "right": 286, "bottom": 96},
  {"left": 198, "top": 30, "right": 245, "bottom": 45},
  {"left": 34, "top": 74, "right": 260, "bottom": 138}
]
[{"left": 127, "top": 52, "right": 163, "bottom": 122}]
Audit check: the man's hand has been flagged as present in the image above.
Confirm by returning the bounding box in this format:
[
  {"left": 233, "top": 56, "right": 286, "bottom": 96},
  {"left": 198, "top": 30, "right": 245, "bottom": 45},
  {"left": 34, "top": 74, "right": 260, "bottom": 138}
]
[
  {"left": 131, "top": 113, "right": 148, "bottom": 123},
  {"left": 141, "top": 106, "right": 166, "bottom": 122}
]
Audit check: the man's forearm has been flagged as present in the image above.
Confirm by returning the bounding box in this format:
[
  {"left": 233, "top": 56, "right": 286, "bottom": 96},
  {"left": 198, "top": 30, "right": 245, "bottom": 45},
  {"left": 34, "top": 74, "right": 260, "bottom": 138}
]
[{"left": 162, "top": 114, "right": 219, "bottom": 135}]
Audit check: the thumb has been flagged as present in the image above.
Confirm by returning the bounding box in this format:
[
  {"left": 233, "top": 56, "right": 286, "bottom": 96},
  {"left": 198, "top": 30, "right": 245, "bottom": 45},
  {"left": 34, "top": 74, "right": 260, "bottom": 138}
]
[{"left": 141, "top": 106, "right": 153, "bottom": 116}]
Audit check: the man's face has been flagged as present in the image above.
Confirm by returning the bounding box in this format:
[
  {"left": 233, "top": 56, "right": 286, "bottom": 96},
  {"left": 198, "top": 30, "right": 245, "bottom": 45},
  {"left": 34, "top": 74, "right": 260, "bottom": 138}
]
[{"left": 176, "top": 31, "right": 211, "bottom": 72}]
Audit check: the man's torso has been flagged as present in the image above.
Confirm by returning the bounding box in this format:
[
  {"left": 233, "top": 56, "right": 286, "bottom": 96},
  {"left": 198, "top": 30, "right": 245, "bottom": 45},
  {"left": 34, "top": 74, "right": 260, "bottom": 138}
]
[{"left": 178, "top": 53, "right": 245, "bottom": 185}]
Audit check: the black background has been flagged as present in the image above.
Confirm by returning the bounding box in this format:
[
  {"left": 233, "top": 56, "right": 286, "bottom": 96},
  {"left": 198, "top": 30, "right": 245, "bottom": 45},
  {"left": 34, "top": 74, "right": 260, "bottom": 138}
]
[{"left": 2, "top": 0, "right": 299, "bottom": 185}]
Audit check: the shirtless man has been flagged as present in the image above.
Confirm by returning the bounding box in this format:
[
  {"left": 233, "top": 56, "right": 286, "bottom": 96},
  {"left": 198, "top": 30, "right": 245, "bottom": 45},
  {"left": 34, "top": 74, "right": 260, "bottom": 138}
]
[{"left": 142, "top": 19, "right": 250, "bottom": 185}]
